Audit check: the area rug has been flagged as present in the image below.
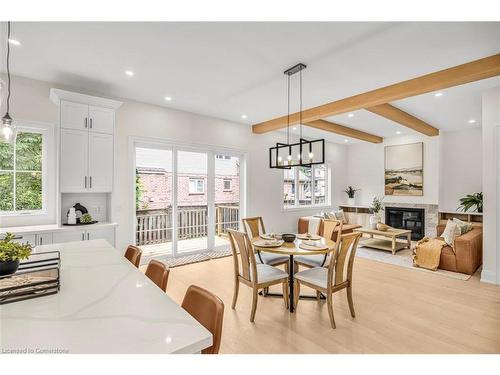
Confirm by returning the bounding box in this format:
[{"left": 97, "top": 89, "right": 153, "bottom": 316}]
[
  {"left": 163, "top": 253, "right": 211, "bottom": 268},
  {"left": 206, "top": 249, "right": 233, "bottom": 259},
  {"left": 356, "top": 246, "right": 472, "bottom": 281}
]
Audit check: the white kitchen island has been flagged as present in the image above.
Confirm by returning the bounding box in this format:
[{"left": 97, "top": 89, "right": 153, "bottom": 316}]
[{"left": 0, "top": 239, "right": 212, "bottom": 354}]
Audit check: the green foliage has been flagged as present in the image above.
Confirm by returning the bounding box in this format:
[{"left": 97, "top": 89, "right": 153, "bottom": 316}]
[
  {"left": 81, "top": 213, "right": 93, "bottom": 223},
  {"left": 458, "top": 192, "right": 483, "bottom": 213},
  {"left": 0, "top": 233, "right": 32, "bottom": 262},
  {"left": 344, "top": 186, "right": 359, "bottom": 198},
  {"left": 135, "top": 170, "right": 147, "bottom": 210},
  {"left": 370, "top": 196, "right": 384, "bottom": 214},
  {"left": 0, "top": 132, "right": 42, "bottom": 212}
]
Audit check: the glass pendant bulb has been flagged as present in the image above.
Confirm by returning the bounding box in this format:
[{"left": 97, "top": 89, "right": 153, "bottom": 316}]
[{"left": 0, "top": 113, "right": 16, "bottom": 144}]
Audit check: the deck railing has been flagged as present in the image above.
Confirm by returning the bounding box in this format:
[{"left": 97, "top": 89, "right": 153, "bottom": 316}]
[{"left": 136, "top": 204, "right": 239, "bottom": 246}]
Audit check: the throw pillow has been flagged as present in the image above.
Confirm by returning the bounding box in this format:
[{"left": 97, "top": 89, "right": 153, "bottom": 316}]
[
  {"left": 442, "top": 219, "right": 461, "bottom": 247},
  {"left": 452, "top": 218, "right": 473, "bottom": 235}
]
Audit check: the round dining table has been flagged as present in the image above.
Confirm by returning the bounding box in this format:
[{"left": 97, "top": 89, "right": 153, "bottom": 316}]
[{"left": 252, "top": 235, "right": 336, "bottom": 313}]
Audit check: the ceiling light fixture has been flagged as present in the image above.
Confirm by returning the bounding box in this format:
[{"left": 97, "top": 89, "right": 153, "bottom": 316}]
[
  {"left": 125, "top": 70, "right": 135, "bottom": 76},
  {"left": 164, "top": 96, "right": 172, "bottom": 101},
  {"left": 348, "top": 113, "right": 354, "bottom": 118},
  {"left": 8, "top": 38, "right": 20, "bottom": 46},
  {"left": 241, "top": 114, "right": 247, "bottom": 119},
  {"left": 1, "top": 22, "right": 17, "bottom": 144},
  {"left": 269, "top": 63, "right": 325, "bottom": 169},
  {"left": 434, "top": 92, "right": 444, "bottom": 97},
  {"left": 344, "top": 139, "right": 349, "bottom": 143},
  {"left": 468, "top": 119, "right": 477, "bottom": 124},
  {"left": 396, "top": 131, "right": 401, "bottom": 135}
]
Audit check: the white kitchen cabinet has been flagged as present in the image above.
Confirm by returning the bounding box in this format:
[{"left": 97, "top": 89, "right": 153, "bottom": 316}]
[
  {"left": 60, "top": 129, "right": 89, "bottom": 192},
  {"left": 11, "top": 234, "right": 37, "bottom": 246},
  {"left": 88, "top": 132, "right": 113, "bottom": 192},
  {"left": 87, "top": 227, "right": 115, "bottom": 246},
  {"left": 36, "top": 233, "right": 53, "bottom": 246},
  {"left": 88, "top": 105, "right": 114, "bottom": 134},
  {"left": 53, "top": 230, "right": 87, "bottom": 243},
  {"left": 60, "top": 101, "right": 89, "bottom": 131}
]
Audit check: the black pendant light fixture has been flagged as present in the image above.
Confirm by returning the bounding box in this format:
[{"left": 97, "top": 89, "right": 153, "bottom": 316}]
[
  {"left": 1, "top": 21, "right": 17, "bottom": 144},
  {"left": 269, "top": 63, "right": 325, "bottom": 169}
]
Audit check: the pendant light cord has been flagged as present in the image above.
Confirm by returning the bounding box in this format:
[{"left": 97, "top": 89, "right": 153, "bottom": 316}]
[
  {"left": 5, "top": 21, "right": 11, "bottom": 115},
  {"left": 299, "top": 68, "right": 303, "bottom": 141},
  {"left": 286, "top": 74, "right": 290, "bottom": 145}
]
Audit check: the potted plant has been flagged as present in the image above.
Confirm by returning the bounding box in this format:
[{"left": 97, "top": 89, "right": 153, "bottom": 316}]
[
  {"left": 344, "top": 186, "right": 359, "bottom": 206},
  {"left": 369, "top": 196, "right": 384, "bottom": 229},
  {"left": 0, "top": 233, "right": 32, "bottom": 276},
  {"left": 458, "top": 192, "right": 483, "bottom": 213}
]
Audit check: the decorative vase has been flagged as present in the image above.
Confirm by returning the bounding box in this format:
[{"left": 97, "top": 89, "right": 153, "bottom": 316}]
[
  {"left": 369, "top": 214, "right": 381, "bottom": 229},
  {"left": 0, "top": 259, "right": 20, "bottom": 276},
  {"left": 348, "top": 197, "right": 355, "bottom": 206}
]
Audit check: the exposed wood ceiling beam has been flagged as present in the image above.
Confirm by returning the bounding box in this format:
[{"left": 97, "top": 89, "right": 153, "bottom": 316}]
[
  {"left": 305, "top": 120, "right": 383, "bottom": 144},
  {"left": 253, "top": 54, "right": 500, "bottom": 134},
  {"left": 365, "top": 104, "right": 439, "bottom": 136}
]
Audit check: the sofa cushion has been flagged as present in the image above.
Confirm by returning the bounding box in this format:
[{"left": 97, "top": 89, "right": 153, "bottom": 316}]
[{"left": 442, "top": 219, "right": 461, "bottom": 247}]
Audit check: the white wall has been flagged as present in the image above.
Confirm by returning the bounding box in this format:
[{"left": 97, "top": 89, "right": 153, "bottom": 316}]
[
  {"left": 0, "top": 75, "right": 349, "bottom": 250},
  {"left": 345, "top": 134, "right": 440, "bottom": 206},
  {"left": 439, "top": 128, "right": 482, "bottom": 212},
  {"left": 482, "top": 86, "right": 500, "bottom": 285}
]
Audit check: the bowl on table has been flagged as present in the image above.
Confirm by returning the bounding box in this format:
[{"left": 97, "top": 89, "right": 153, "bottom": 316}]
[{"left": 281, "top": 233, "right": 296, "bottom": 243}]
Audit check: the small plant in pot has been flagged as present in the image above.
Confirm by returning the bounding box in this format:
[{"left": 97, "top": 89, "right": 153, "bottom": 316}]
[
  {"left": 0, "top": 233, "right": 32, "bottom": 276},
  {"left": 344, "top": 186, "right": 359, "bottom": 206},
  {"left": 458, "top": 192, "right": 483, "bottom": 213},
  {"left": 369, "top": 196, "right": 384, "bottom": 229}
]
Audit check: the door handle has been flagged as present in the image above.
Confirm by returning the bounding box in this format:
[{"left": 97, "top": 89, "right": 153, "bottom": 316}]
[{"left": 85, "top": 117, "right": 88, "bottom": 128}]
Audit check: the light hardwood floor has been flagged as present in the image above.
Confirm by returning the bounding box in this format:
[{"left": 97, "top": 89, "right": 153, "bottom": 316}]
[{"left": 143, "top": 255, "right": 500, "bottom": 354}]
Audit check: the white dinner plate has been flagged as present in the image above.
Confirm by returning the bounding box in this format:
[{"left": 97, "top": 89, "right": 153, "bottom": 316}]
[
  {"left": 253, "top": 239, "right": 284, "bottom": 248},
  {"left": 297, "top": 233, "right": 321, "bottom": 241}
]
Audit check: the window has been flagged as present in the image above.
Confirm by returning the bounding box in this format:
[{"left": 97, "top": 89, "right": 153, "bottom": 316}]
[
  {"left": 0, "top": 131, "right": 44, "bottom": 214},
  {"left": 283, "top": 164, "right": 329, "bottom": 209},
  {"left": 215, "top": 154, "right": 231, "bottom": 160},
  {"left": 189, "top": 178, "right": 205, "bottom": 194},
  {"left": 223, "top": 179, "right": 231, "bottom": 191}
]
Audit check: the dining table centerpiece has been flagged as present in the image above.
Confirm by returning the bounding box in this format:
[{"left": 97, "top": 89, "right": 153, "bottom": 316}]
[{"left": 0, "top": 233, "right": 32, "bottom": 276}]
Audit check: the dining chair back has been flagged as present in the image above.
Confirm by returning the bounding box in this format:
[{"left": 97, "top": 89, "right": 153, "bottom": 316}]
[
  {"left": 145, "top": 260, "right": 170, "bottom": 292},
  {"left": 124, "top": 245, "right": 142, "bottom": 268},
  {"left": 227, "top": 229, "right": 257, "bottom": 284},
  {"left": 181, "top": 285, "right": 224, "bottom": 354},
  {"left": 327, "top": 232, "right": 362, "bottom": 287},
  {"left": 323, "top": 219, "right": 343, "bottom": 242},
  {"left": 242, "top": 216, "right": 266, "bottom": 239}
]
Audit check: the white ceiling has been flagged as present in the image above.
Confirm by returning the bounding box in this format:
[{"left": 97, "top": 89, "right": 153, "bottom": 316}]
[{"left": 1, "top": 22, "right": 499, "bottom": 144}]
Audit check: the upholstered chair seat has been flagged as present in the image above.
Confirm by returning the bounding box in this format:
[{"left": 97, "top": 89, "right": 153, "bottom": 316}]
[
  {"left": 293, "top": 254, "right": 329, "bottom": 268},
  {"left": 257, "top": 252, "right": 290, "bottom": 266},
  {"left": 294, "top": 267, "right": 328, "bottom": 289},
  {"left": 252, "top": 264, "right": 289, "bottom": 284}
]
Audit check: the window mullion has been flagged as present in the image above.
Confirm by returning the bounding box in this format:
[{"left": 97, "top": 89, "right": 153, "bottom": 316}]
[
  {"left": 13, "top": 139, "right": 16, "bottom": 212},
  {"left": 311, "top": 165, "right": 316, "bottom": 206},
  {"left": 294, "top": 167, "right": 299, "bottom": 208}
]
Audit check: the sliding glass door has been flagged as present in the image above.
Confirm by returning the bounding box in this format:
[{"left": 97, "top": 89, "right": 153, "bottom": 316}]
[{"left": 135, "top": 143, "right": 243, "bottom": 258}]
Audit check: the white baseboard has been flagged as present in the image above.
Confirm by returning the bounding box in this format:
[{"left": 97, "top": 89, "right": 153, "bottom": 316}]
[{"left": 480, "top": 269, "right": 498, "bottom": 285}]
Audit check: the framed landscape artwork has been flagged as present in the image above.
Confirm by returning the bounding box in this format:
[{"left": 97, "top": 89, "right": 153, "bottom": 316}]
[{"left": 384, "top": 142, "right": 423, "bottom": 196}]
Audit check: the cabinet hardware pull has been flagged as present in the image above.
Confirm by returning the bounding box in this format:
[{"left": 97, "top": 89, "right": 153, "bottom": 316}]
[
  {"left": 90, "top": 118, "right": 93, "bottom": 129},
  {"left": 82, "top": 233, "right": 85, "bottom": 241},
  {"left": 87, "top": 233, "right": 90, "bottom": 240},
  {"left": 40, "top": 237, "right": 43, "bottom": 245},
  {"left": 85, "top": 176, "right": 87, "bottom": 189},
  {"left": 85, "top": 117, "right": 88, "bottom": 128},
  {"left": 90, "top": 176, "right": 92, "bottom": 189}
]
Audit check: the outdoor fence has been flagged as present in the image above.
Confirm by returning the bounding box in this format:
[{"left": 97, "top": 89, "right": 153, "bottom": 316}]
[{"left": 136, "top": 204, "right": 239, "bottom": 246}]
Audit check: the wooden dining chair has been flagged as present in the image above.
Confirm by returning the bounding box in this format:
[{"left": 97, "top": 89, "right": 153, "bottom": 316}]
[
  {"left": 181, "top": 285, "right": 224, "bottom": 354},
  {"left": 227, "top": 229, "right": 289, "bottom": 322},
  {"left": 124, "top": 245, "right": 142, "bottom": 268},
  {"left": 294, "top": 232, "right": 362, "bottom": 329},
  {"left": 145, "top": 260, "right": 170, "bottom": 292},
  {"left": 242, "top": 216, "right": 289, "bottom": 269},
  {"left": 294, "top": 219, "right": 343, "bottom": 269}
]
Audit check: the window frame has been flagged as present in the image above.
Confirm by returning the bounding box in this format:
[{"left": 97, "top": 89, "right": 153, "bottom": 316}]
[
  {"left": 281, "top": 164, "right": 331, "bottom": 211},
  {"left": 188, "top": 177, "right": 205, "bottom": 194},
  {"left": 0, "top": 125, "right": 48, "bottom": 217},
  {"left": 223, "top": 179, "right": 231, "bottom": 191}
]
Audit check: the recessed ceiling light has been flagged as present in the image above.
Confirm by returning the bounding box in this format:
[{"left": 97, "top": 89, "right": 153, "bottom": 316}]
[
  {"left": 8, "top": 39, "right": 21, "bottom": 46},
  {"left": 344, "top": 139, "right": 349, "bottom": 143},
  {"left": 125, "top": 70, "right": 135, "bottom": 77},
  {"left": 348, "top": 113, "right": 354, "bottom": 118},
  {"left": 292, "top": 127, "right": 297, "bottom": 130},
  {"left": 241, "top": 114, "right": 247, "bottom": 119},
  {"left": 164, "top": 96, "right": 172, "bottom": 101},
  {"left": 468, "top": 119, "right": 476, "bottom": 124},
  {"left": 396, "top": 131, "right": 401, "bottom": 135},
  {"left": 434, "top": 92, "right": 444, "bottom": 97}
]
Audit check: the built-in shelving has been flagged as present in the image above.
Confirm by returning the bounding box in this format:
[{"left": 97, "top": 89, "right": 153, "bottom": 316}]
[{"left": 438, "top": 211, "right": 483, "bottom": 226}]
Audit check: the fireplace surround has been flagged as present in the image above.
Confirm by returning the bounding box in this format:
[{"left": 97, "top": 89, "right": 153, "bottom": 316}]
[{"left": 385, "top": 206, "right": 425, "bottom": 241}]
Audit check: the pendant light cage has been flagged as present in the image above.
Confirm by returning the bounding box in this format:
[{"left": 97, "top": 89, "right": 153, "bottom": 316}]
[
  {"left": 1, "top": 21, "right": 17, "bottom": 144},
  {"left": 269, "top": 63, "right": 325, "bottom": 169}
]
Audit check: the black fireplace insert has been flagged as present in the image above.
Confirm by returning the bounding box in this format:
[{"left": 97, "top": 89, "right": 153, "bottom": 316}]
[{"left": 385, "top": 207, "right": 425, "bottom": 241}]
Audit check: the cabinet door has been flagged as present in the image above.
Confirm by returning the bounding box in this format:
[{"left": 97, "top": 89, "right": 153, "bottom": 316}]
[
  {"left": 53, "top": 230, "right": 86, "bottom": 244},
  {"left": 60, "top": 101, "right": 89, "bottom": 131},
  {"left": 37, "top": 233, "right": 53, "bottom": 246},
  {"left": 89, "top": 106, "right": 114, "bottom": 134},
  {"left": 9, "top": 234, "right": 37, "bottom": 247},
  {"left": 87, "top": 227, "right": 115, "bottom": 247},
  {"left": 60, "top": 129, "right": 89, "bottom": 193},
  {"left": 88, "top": 132, "right": 113, "bottom": 192}
]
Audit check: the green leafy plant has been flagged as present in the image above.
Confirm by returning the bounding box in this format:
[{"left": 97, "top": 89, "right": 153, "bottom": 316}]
[
  {"left": 370, "top": 196, "right": 384, "bottom": 214},
  {"left": 0, "top": 233, "right": 32, "bottom": 262},
  {"left": 344, "top": 186, "right": 359, "bottom": 198},
  {"left": 80, "top": 213, "right": 93, "bottom": 224},
  {"left": 135, "top": 170, "right": 147, "bottom": 210},
  {"left": 458, "top": 192, "right": 483, "bottom": 213}
]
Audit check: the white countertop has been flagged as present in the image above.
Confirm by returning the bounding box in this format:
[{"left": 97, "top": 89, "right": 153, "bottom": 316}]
[
  {"left": 0, "top": 222, "right": 118, "bottom": 235},
  {"left": 0, "top": 239, "right": 212, "bottom": 354}
]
